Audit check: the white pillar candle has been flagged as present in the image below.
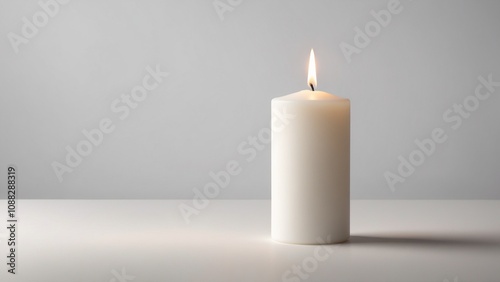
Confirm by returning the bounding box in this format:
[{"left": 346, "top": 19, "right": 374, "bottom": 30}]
[{"left": 272, "top": 50, "right": 350, "bottom": 244}]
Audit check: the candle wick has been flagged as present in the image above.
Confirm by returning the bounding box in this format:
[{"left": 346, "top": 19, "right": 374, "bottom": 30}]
[{"left": 309, "top": 84, "right": 315, "bottom": 91}]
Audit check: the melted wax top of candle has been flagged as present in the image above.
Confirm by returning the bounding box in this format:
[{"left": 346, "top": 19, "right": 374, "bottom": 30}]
[{"left": 277, "top": 90, "right": 346, "bottom": 101}]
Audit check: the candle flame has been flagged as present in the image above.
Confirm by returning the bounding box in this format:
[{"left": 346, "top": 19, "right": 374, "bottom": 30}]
[{"left": 307, "top": 49, "right": 317, "bottom": 91}]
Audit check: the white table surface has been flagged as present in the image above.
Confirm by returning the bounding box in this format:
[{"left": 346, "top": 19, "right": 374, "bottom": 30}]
[{"left": 1, "top": 200, "right": 499, "bottom": 282}]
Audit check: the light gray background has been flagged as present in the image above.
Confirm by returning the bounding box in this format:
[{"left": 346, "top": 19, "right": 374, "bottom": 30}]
[{"left": 0, "top": 0, "right": 499, "bottom": 199}]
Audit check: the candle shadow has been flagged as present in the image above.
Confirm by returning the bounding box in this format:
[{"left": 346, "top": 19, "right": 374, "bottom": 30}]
[{"left": 346, "top": 234, "right": 500, "bottom": 248}]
